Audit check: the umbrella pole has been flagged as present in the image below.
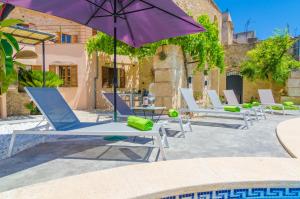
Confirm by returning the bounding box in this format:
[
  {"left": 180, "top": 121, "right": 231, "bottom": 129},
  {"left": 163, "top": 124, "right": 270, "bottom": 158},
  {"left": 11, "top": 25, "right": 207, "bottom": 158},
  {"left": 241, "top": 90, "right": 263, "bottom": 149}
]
[
  {"left": 113, "top": 0, "right": 117, "bottom": 122},
  {"left": 106, "top": 0, "right": 127, "bottom": 141},
  {"left": 42, "top": 41, "right": 46, "bottom": 87}
]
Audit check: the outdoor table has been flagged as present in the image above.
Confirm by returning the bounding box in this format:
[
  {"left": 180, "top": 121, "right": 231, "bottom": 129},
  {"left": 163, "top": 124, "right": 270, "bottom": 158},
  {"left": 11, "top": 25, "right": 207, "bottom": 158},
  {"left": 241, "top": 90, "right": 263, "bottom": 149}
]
[
  {"left": 119, "top": 93, "right": 142, "bottom": 108},
  {"left": 131, "top": 106, "right": 166, "bottom": 122}
]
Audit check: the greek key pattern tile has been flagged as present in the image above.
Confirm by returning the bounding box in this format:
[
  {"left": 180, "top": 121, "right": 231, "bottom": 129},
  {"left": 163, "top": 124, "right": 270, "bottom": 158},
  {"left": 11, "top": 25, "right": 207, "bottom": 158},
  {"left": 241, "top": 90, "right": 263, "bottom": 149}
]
[{"left": 162, "top": 187, "right": 300, "bottom": 199}]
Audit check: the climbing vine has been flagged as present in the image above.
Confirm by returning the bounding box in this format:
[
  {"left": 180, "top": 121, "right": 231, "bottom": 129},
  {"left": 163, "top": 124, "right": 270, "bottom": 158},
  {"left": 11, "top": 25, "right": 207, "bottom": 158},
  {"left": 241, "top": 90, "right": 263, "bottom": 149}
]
[{"left": 86, "top": 14, "right": 225, "bottom": 72}]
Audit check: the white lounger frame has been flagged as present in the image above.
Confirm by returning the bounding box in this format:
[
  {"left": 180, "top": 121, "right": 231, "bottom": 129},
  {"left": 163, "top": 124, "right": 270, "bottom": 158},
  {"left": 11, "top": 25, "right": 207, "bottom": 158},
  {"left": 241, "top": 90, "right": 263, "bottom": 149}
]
[
  {"left": 8, "top": 124, "right": 168, "bottom": 160},
  {"left": 180, "top": 88, "right": 253, "bottom": 129},
  {"left": 223, "top": 90, "right": 266, "bottom": 120},
  {"left": 8, "top": 88, "right": 168, "bottom": 160},
  {"left": 258, "top": 89, "right": 286, "bottom": 115}
]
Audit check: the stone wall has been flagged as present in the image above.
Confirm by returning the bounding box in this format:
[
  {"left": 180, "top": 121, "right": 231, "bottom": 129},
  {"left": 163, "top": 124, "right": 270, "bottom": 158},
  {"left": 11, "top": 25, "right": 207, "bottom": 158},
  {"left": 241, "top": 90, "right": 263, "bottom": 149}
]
[
  {"left": 282, "top": 70, "right": 300, "bottom": 104},
  {"left": 139, "top": 57, "right": 154, "bottom": 91},
  {"left": 287, "top": 70, "right": 300, "bottom": 97},
  {"left": 0, "top": 94, "right": 7, "bottom": 118},
  {"left": 223, "top": 43, "right": 284, "bottom": 102},
  {"left": 6, "top": 89, "right": 31, "bottom": 116},
  {"left": 222, "top": 12, "right": 234, "bottom": 45},
  {"left": 153, "top": 45, "right": 186, "bottom": 109},
  {"left": 174, "top": 0, "right": 222, "bottom": 39},
  {"left": 94, "top": 53, "right": 140, "bottom": 110}
]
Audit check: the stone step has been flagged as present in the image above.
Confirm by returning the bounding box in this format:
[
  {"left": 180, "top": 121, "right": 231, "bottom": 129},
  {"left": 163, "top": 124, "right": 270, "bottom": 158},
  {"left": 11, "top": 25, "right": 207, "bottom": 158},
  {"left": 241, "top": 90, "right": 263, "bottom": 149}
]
[
  {"left": 287, "top": 79, "right": 300, "bottom": 87},
  {"left": 287, "top": 88, "right": 300, "bottom": 97},
  {"left": 290, "top": 70, "right": 300, "bottom": 79}
]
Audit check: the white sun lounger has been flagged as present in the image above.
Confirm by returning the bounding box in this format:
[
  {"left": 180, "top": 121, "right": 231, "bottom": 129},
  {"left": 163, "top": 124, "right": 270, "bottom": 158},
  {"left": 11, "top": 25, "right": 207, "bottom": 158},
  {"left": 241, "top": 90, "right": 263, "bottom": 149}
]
[
  {"left": 7, "top": 87, "right": 168, "bottom": 160},
  {"left": 223, "top": 90, "right": 266, "bottom": 120},
  {"left": 207, "top": 90, "right": 256, "bottom": 121},
  {"left": 258, "top": 89, "right": 285, "bottom": 115},
  {"left": 102, "top": 92, "right": 192, "bottom": 135},
  {"left": 180, "top": 88, "right": 252, "bottom": 129}
]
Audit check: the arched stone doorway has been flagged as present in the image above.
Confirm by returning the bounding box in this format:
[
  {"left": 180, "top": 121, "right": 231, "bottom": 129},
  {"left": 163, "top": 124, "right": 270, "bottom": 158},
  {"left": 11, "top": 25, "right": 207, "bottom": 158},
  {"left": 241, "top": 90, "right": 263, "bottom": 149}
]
[{"left": 226, "top": 71, "right": 243, "bottom": 103}]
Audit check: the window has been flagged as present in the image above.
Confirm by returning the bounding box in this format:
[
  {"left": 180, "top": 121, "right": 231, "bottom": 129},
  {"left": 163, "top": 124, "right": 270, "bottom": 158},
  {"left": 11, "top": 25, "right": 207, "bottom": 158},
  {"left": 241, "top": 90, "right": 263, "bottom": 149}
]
[
  {"left": 49, "top": 65, "right": 78, "bottom": 87},
  {"left": 61, "top": 33, "right": 72, "bottom": 43},
  {"left": 56, "top": 32, "right": 78, "bottom": 43},
  {"left": 102, "top": 66, "right": 125, "bottom": 88}
]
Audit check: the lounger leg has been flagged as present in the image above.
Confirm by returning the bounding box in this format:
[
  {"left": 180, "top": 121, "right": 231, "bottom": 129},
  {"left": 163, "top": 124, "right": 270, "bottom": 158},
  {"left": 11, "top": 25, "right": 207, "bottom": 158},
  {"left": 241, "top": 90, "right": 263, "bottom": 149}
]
[
  {"left": 35, "top": 117, "right": 45, "bottom": 127},
  {"left": 178, "top": 117, "right": 186, "bottom": 138},
  {"left": 243, "top": 113, "right": 249, "bottom": 129},
  {"left": 250, "top": 112, "right": 253, "bottom": 125},
  {"left": 187, "top": 117, "right": 192, "bottom": 132},
  {"left": 8, "top": 133, "right": 16, "bottom": 157},
  {"left": 253, "top": 109, "right": 259, "bottom": 120},
  {"left": 269, "top": 106, "right": 274, "bottom": 115},
  {"left": 282, "top": 105, "right": 285, "bottom": 115},
  {"left": 261, "top": 107, "right": 267, "bottom": 119},
  {"left": 155, "top": 134, "right": 166, "bottom": 161},
  {"left": 161, "top": 126, "right": 169, "bottom": 148}
]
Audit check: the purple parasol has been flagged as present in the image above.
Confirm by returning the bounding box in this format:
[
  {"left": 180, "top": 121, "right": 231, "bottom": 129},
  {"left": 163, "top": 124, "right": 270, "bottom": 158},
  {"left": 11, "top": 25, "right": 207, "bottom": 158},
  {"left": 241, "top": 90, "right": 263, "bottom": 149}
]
[{"left": 3, "top": 0, "right": 205, "bottom": 120}]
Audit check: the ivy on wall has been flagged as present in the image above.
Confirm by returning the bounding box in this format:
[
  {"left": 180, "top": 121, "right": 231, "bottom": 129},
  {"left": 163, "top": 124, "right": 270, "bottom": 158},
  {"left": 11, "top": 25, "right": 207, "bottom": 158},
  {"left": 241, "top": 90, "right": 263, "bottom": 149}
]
[{"left": 86, "top": 14, "right": 225, "bottom": 73}]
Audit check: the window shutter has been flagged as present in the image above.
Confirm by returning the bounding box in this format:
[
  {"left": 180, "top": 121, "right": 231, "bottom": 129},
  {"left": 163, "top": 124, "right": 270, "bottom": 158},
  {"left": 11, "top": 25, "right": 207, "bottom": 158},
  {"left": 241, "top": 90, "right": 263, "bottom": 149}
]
[
  {"left": 71, "top": 35, "right": 78, "bottom": 43},
  {"left": 31, "top": 65, "right": 42, "bottom": 71},
  {"left": 70, "top": 65, "right": 78, "bottom": 87},
  {"left": 92, "top": 29, "right": 97, "bottom": 36},
  {"left": 49, "top": 65, "right": 57, "bottom": 74},
  {"left": 120, "top": 68, "right": 125, "bottom": 88},
  {"left": 56, "top": 32, "right": 61, "bottom": 43},
  {"left": 102, "top": 67, "right": 108, "bottom": 88}
]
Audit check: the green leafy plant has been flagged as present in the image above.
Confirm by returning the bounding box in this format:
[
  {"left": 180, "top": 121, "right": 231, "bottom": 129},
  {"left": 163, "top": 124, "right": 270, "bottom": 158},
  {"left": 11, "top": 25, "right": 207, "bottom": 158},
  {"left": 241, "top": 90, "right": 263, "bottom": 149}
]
[
  {"left": 24, "top": 101, "right": 40, "bottom": 115},
  {"left": 18, "top": 68, "right": 63, "bottom": 88},
  {"left": 193, "top": 91, "right": 202, "bottom": 101},
  {"left": 86, "top": 14, "right": 225, "bottom": 79},
  {"left": 0, "top": 5, "right": 24, "bottom": 94},
  {"left": 18, "top": 68, "right": 63, "bottom": 115},
  {"left": 241, "top": 30, "right": 300, "bottom": 84}
]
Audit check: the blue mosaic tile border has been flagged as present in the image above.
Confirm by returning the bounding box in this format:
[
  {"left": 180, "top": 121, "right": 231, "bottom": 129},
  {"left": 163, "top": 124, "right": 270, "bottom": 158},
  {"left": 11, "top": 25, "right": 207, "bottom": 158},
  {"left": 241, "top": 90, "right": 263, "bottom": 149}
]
[{"left": 162, "top": 187, "right": 300, "bottom": 199}]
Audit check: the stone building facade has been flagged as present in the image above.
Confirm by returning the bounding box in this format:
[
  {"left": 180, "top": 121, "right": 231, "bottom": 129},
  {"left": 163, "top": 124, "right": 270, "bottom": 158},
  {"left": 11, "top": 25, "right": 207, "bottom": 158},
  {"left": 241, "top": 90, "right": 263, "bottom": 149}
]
[
  {"left": 1, "top": 0, "right": 292, "bottom": 118},
  {"left": 3, "top": 7, "right": 139, "bottom": 116},
  {"left": 222, "top": 43, "right": 284, "bottom": 103}
]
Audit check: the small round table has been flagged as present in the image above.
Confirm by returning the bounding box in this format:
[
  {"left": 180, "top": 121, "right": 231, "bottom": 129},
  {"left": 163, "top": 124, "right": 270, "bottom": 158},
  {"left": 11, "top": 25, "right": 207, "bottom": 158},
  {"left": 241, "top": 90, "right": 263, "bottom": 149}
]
[{"left": 131, "top": 106, "right": 166, "bottom": 122}]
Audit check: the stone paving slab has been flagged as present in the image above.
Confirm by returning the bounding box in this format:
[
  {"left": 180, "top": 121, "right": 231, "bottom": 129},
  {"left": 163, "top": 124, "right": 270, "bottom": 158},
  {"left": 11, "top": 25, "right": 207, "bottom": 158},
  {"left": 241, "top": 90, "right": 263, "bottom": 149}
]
[
  {"left": 0, "top": 111, "right": 298, "bottom": 192},
  {"left": 277, "top": 117, "right": 300, "bottom": 158},
  {"left": 1, "top": 158, "right": 300, "bottom": 199}
]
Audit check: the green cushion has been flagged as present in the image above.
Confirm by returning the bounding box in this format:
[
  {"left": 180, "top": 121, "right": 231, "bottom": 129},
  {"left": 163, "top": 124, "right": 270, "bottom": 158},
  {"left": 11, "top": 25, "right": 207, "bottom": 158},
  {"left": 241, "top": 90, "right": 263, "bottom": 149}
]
[
  {"left": 283, "top": 101, "right": 294, "bottom": 106},
  {"left": 168, "top": 109, "right": 179, "bottom": 118},
  {"left": 242, "top": 103, "right": 253, "bottom": 109},
  {"left": 270, "top": 105, "right": 299, "bottom": 110},
  {"left": 224, "top": 106, "right": 241, "bottom": 112},
  {"left": 252, "top": 101, "right": 261, "bottom": 106},
  {"left": 127, "top": 116, "right": 154, "bottom": 131}
]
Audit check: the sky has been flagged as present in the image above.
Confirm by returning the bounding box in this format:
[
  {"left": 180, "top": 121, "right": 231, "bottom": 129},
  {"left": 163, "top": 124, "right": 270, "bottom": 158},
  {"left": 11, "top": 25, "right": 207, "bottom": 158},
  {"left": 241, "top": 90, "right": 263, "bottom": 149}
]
[{"left": 214, "top": 0, "right": 300, "bottom": 39}]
